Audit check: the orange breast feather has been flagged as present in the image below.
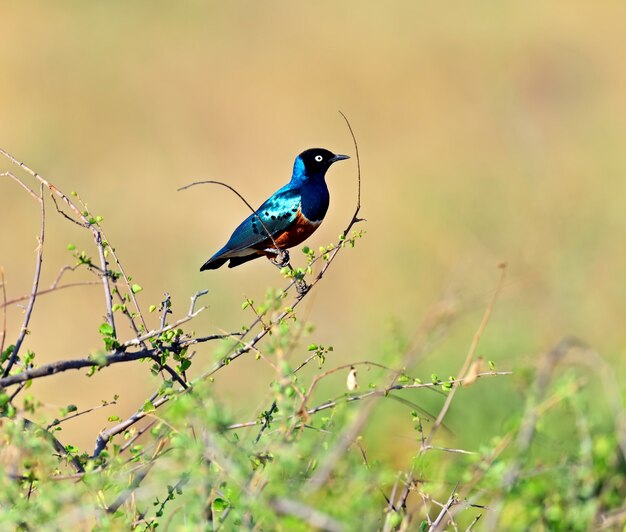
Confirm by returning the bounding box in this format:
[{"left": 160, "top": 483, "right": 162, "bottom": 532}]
[{"left": 257, "top": 210, "right": 320, "bottom": 254}]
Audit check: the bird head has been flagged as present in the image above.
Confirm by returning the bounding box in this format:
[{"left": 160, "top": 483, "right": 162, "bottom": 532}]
[{"left": 292, "top": 148, "right": 350, "bottom": 182}]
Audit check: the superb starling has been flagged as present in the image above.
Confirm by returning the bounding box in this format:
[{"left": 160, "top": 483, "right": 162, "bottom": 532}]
[{"left": 200, "top": 148, "right": 349, "bottom": 270}]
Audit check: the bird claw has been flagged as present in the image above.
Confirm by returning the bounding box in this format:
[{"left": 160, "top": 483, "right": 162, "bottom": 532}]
[
  {"left": 267, "top": 250, "right": 309, "bottom": 296},
  {"left": 269, "top": 250, "right": 290, "bottom": 268},
  {"left": 296, "top": 279, "right": 310, "bottom": 296}
]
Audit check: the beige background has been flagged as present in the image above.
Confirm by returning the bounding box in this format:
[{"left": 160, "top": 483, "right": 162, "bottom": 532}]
[{"left": 1, "top": 2, "right": 625, "bottom": 457}]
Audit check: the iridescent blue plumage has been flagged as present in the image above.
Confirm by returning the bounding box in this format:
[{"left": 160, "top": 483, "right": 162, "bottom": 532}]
[{"left": 201, "top": 148, "right": 349, "bottom": 270}]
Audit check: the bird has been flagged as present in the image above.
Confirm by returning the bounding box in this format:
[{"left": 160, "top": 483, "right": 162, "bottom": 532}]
[{"left": 200, "top": 148, "right": 349, "bottom": 271}]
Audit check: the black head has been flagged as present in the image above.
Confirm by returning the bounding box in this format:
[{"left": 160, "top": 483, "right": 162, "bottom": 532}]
[{"left": 293, "top": 148, "right": 350, "bottom": 180}]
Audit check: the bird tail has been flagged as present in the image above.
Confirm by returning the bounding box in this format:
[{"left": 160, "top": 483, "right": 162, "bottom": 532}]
[
  {"left": 227, "top": 254, "right": 262, "bottom": 268},
  {"left": 200, "top": 251, "right": 263, "bottom": 271},
  {"left": 199, "top": 256, "right": 229, "bottom": 271}
]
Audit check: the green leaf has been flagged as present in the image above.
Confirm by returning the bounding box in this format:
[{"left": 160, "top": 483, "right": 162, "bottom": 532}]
[
  {"left": 213, "top": 497, "right": 229, "bottom": 512},
  {"left": 307, "top": 344, "right": 318, "bottom": 351},
  {"left": 148, "top": 304, "right": 157, "bottom": 313},
  {"left": 108, "top": 415, "right": 120, "bottom": 422},
  {"left": 99, "top": 323, "right": 114, "bottom": 336},
  {"left": 67, "top": 244, "right": 76, "bottom": 251},
  {"left": 131, "top": 283, "right": 143, "bottom": 294},
  {"left": 0, "top": 393, "right": 10, "bottom": 407},
  {"left": 178, "top": 359, "right": 192, "bottom": 373}
]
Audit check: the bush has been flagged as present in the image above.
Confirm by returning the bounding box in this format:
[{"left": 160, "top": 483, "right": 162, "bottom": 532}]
[{"left": 1, "top": 148, "right": 625, "bottom": 530}]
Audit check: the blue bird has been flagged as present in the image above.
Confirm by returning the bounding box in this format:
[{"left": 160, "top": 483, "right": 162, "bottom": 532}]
[{"left": 201, "top": 148, "right": 349, "bottom": 270}]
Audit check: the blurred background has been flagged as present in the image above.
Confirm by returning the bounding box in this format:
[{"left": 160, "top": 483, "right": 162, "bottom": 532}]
[{"left": 1, "top": 1, "right": 626, "bottom": 465}]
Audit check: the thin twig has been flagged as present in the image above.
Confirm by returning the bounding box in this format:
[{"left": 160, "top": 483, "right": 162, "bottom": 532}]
[
  {"left": 1, "top": 148, "right": 149, "bottom": 341},
  {"left": 3, "top": 183, "right": 45, "bottom": 377},
  {"left": 1, "top": 281, "right": 100, "bottom": 309},
  {"left": 124, "top": 305, "right": 207, "bottom": 348},
  {"left": 425, "top": 263, "right": 507, "bottom": 446},
  {"left": 159, "top": 293, "right": 172, "bottom": 330},
  {"left": 338, "top": 110, "right": 361, "bottom": 212},
  {"left": 190, "top": 289, "right": 209, "bottom": 315},
  {"left": 96, "top": 231, "right": 116, "bottom": 339},
  {"left": 106, "top": 437, "right": 168, "bottom": 514},
  {"left": 46, "top": 400, "right": 117, "bottom": 430},
  {"left": 225, "top": 372, "right": 512, "bottom": 431},
  {"left": 102, "top": 235, "right": 149, "bottom": 334},
  {"left": 428, "top": 485, "right": 458, "bottom": 532},
  {"left": 21, "top": 417, "right": 84, "bottom": 474},
  {"left": 177, "top": 180, "right": 283, "bottom": 255},
  {"left": 1, "top": 171, "right": 39, "bottom": 199},
  {"left": 149, "top": 354, "right": 188, "bottom": 390},
  {"left": 465, "top": 513, "right": 482, "bottom": 531},
  {"left": 119, "top": 420, "right": 158, "bottom": 454},
  {"left": 0, "top": 268, "right": 6, "bottom": 356}
]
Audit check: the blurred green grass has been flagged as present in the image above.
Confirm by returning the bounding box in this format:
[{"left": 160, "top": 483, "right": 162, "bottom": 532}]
[{"left": 2, "top": 1, "right": 626, "bottom": 466}]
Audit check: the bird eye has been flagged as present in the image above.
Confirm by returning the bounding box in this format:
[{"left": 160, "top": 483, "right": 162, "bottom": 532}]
[{"left": 314, "top": 155, "right": 323, "bottom": 162}]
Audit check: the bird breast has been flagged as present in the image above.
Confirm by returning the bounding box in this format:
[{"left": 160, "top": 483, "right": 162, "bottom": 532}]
[{"left": 271, "top": 210, "right": 322, "bottom": 249}]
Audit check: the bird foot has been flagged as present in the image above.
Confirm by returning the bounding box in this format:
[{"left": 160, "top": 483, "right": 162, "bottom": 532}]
[
  {"left": 295, "top": 279, "right": 310, "bottom": 297},
  {"left": 269, "top": 249, "right": 290, "bottom": 268},
  {"left": 267, "top": 249, "right": 309, "bottom": 296}
]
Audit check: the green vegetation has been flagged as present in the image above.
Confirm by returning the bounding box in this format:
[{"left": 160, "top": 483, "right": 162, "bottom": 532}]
[
  {"left": 2, "top": 4, "right": 626, "bottom": 528},
  {"left": 1, "top": 150, "right": 625, "bottom": 530}
]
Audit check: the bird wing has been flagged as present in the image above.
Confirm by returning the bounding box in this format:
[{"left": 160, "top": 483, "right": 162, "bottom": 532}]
[{"left": 213, "top": 186, "right": 301, "bottom": 258}]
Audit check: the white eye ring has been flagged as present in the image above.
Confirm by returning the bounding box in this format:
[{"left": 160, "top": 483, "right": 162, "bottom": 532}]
[{"left": 314, "top": 155, "right": 323, "bottom": 162}]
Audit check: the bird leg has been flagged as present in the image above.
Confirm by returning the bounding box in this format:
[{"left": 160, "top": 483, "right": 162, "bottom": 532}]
[
  {"left": 268, "top": 248, "right": 291, "bottom": 268},
  {"left": 267, "top": 249, "right": 309, "bottom": 296},
  {"left": 295, "top": 279, "right": 309, "bottom": 297}
]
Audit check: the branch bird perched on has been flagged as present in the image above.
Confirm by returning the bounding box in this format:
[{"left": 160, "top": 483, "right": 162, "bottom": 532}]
[{"left": 200, "top": 148, "right": 349, "bottom": 271}]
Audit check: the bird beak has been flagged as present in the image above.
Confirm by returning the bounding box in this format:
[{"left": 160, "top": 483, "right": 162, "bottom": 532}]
[{"left": 329, "top": 154, "right": 350, "bottom": 163}]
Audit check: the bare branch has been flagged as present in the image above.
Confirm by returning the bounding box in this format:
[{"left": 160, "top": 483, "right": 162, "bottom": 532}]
[
  {"left": 338, "top": 110, "right": 361, "bottom": 212},
  {"left": 1, "top": 281, "right": 100, "bottom": 309},
  {"left": 96, "top": 231, "right": 116, "bottom": 339},
  {"left": 124, "top": 305, "right": 207, "bottom": 348},
  {"left": 189, "top": 289, "right": 209, "bottom": 315},
  {"left": 21, "top": 417, "right": 84, "bottom": 474},
  {"left": 0, "top": 268, "right": 6, "bottom": 357},
  {"left": 1, "top": 171, "right": 39, "bottom": 200},
  {"left": 0, "top": 349, "right": 152, "bottom": 387},
  {"left": 3, "top": 183, "right": 45, "bottom": 378},
  {"left": 428, "top": 486, "right": 458, "bottom": 532},
  {"left": 465, "top": 514, "right": 482, "bottom": 531},
  {"left": 425, "top": 263, "right": 507, "bottom": 446},
  {"left": 177, "top": 180, "right": 283, "bottom": 255},
  {"left": 46, "top": 400, "right": 117, "bottom": 430},
  {"left": 226, "top": 372, "right": 512, "bottom": 431}
]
